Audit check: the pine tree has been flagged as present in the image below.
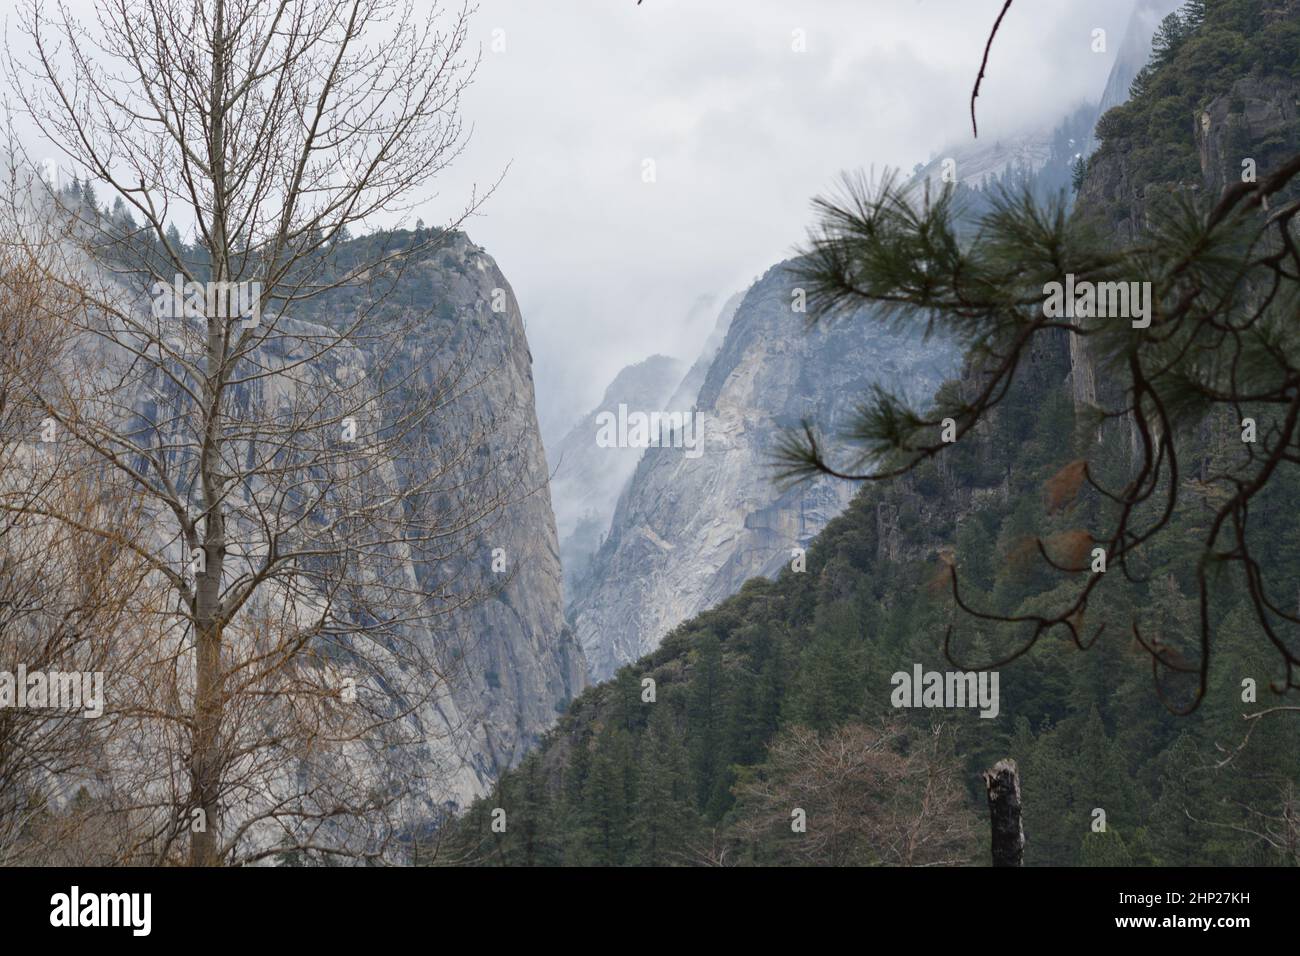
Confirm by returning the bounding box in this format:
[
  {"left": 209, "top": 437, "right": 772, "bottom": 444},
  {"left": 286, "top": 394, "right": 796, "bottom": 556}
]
[
  {"left": 1018, "top": 718, "right": 1080, "bottom": 864},
  {"left": 785, "top": 599, "right": 867, "bottom": 730},
  {"left": 164, "top": 223, "right": 185, "bottom": 256},
  {"left": 515, "top": 753, "right": 556, "bottom": 866},
  {"left": 781, "top": 9, "right": 1300, "bottom": 716},
  {"left": 559, "top": 730, "right": 598, "bottom": 865},
  {"left": 686, "top": 632, "right": 726, "bottom": 815},
  {"left": 586, "top": 726, "right": 637, "bottom": 864},
  {"left": 609, "top": 667, "right": 643, "bottom": 734},
  {"left": 1080, "top": 828, "right": 1134, "bottom": 865},
  {"left": 633, "top": 704, "right": 695, "bottom": 865},
  {"left": 1150, "top": 12, "right": 1188, "bottom": 67},
  {"left": 1181, "top": 0, "right": 1208, "bottom": 30},
  {"left": 1145, "top": 731, "right": 1213, "bottom": 865}
]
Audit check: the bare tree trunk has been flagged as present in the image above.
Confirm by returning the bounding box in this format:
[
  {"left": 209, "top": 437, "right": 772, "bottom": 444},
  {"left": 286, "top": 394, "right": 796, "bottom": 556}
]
[
  {"left": 983, "top": 759, "right": 1024, "bottom": 867},
  {"left": 185, "top": 0, "right": 229, "bottom": 873},
  {"left": 190, "top": 617, "right": 222, "bottom": 866}
]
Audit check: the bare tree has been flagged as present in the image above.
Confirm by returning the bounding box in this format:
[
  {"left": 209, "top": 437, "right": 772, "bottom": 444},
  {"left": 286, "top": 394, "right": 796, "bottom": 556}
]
[
  {"left": 1186, "top": 780, "right": 1300, "bottom": 865},
  {"left": 3, "top": 0, "right": 523, "bottom": 864},
  {"left": 731, "top": 720, "right": 978, "bottom": 866},
  {"left": 0, "top": 203, "right": 172, "bottom": 863}
]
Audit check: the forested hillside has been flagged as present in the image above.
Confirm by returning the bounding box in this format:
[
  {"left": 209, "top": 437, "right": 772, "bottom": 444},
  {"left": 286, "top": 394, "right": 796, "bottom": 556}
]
[{"left": 438, "top": 0, "right": 1300, "bottom": 867}]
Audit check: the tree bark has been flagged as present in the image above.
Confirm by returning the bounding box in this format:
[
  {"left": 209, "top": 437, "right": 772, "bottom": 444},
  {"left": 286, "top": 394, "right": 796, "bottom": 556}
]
[
  {"left": 189, "top": 0, "right": 229, "bottom": 869},
  {"left": 983, "top": 759, "right": 1024, "bottom": 867}
]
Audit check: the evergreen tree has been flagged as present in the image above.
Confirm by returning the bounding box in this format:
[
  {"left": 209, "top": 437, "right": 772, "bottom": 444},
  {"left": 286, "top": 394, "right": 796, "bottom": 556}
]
[
  {"left": 686, "top": 632, "right": 726, "bottom": 815},
  {"left": 1181, "top": 0, "right": 1208, "bottom": 30},
  {"left": 781, "top": 0, "right": 1300, "bottom": 716},
  {"left": 1080, "top": 828, "right": 1134, "bottom": 866},
  {"left": 633, "top": 704, "right": 695, "bottom": 865},
  {"left": 1150, "top": 12, "right": 1189, "bottom": 67},
  {"left": 586, "top": 726, "right": 637, "bottom": 864}
]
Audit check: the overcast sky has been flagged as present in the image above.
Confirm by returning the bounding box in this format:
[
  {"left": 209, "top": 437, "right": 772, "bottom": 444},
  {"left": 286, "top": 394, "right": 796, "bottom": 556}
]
[
  {"left": 8, "top": 0, "right": 1144, "bottom": 439},
  {"left": 422, "top": 0, "right": 1140, "bottom": 438}
]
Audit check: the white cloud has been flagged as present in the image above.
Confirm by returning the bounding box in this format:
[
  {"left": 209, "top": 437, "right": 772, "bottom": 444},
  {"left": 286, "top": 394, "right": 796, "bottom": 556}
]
[
  {"left": 423, "top": 0, "right": 1138, "bottom": 436},
  {"left": 6, "top": 0, "right": 1142, "bottom": 437}
]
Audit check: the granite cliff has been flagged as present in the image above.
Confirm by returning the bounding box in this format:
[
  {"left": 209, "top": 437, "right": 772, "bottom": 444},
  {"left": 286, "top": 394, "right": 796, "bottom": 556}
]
[{"left": 568, "top": 261, "right": 959, "bottom": 680}]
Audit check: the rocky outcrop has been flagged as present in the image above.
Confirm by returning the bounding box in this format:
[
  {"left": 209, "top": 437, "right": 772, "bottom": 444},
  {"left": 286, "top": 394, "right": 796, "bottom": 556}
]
[
  {"left": 663, "top": 291, "right": 743, "bottom": 413},
  {"left": 298, "top": 232, "right": 589, "bottom": 804},
  {"left": 550, "top": 354, "right": 684, "bottom": 603},
  {"left": 1097, "top": 0, "right": 1185, "bottom": 117},
  {"left": 568, "top": 260, "right": 959, "bottom": 680},
  {"left": 102, "top": 219, "right": 583, "bottom": 810},
  {"left": 552, "top": 294, "right": 744, "bottom": 606},
  {"left": 1076, "top": 15, "right": 1300, "bottom": 415},
  {"left": 1069, "top": 1, "right": 1300, "bottom": 470},
  {"left": 1194, "top": 74, "right": 1300, "bottom": 196},
  {"left": 395, "top": 233, "right": 587, "bottom": 792},
  {"left": 1061, "top": 0, "right": 1197, "bottom": 410}
]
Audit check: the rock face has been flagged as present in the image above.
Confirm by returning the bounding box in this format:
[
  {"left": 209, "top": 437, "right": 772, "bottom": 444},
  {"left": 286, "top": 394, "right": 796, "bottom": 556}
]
[
  {"left": 907, "top": 0, "right": 1183, "bottom": 209},
  {"left": 326, "top": 232, "right": 588, "bottom": 801},
  {"left": 393, "top": 233, "right": 588, "bottom": 792},
  {"left": 1073, "top": 12, "right": 1300, "bottom": 414},
  {"left": 568, "top": 260, "right": 960, "bottom": 680},
  {"left": 2, "top": 178, "right": 586, "bottom": 851},
  {"left": 1060, "top": 0, "right": 1183, "bottom": 410},
  {"left": 553, "top": 294, "right": 745, "bottom": 605},
  {"left": 1194, "top": 74, "right": 1300, "bottom": 196},
  {"left": 204, "top": 230, "right": 588, "bottom": 804},
  {"left": 1077, "top": 0, "right": 1298, "bottom": 240},
  {"left": 128, "top": 224, "right": 584, "bottom": 810},
  {"left": 663, "top": 291, "right": 743, "bottom": 413},
  {"left": 1096, "top": 81, "right": 1300, "bottom": 226},
  {"left": 558, "top": 0, "right": 1195, "bottom": 687},
  {"left": 1097, "top": 0, "right": 1186, "bottom": 117},
  {"left": 550, "top": 354, "right": 684, "bottom": 603}
]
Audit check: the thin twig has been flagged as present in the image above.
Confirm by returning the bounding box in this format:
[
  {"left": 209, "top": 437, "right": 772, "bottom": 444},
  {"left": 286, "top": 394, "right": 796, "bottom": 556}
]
[{"left": 971, "top": 0, "right": 1015, "bottom": 138}]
